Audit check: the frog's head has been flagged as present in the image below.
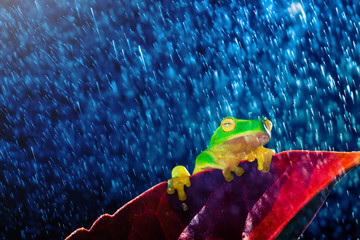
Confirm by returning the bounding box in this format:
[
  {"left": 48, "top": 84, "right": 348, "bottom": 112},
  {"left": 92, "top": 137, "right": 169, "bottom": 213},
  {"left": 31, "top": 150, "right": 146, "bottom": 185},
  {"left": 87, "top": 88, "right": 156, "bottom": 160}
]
[{"left": 208, "top": 117, "right": 272, "bottom": 148}]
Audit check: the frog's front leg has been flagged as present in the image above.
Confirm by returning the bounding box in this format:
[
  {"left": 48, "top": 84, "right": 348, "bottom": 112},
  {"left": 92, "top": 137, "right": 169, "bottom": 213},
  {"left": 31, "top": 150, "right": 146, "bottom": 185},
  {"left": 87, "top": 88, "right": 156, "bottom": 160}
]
[
  {"left": 222, "top": 167, "right": 233, "bottom": 182},
  {"left": 167, "top": 165, "right": 191, "bottom": 201},
  {"left": 195, "top": 151, "right": 244, "bottom": 182},
  {"left": 222, "top": 165, "right": 245, "bottom": 182},
  {"left": 252, "top": 146, "right": 275, "bottom": 172},
  {"left": 246, "top": 152, "right": 256, "bottom": 163}
]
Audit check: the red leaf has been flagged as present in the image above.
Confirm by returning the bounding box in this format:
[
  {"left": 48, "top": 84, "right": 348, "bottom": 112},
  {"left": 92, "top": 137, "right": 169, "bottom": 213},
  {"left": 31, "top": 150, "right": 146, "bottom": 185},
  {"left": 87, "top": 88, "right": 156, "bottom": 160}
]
[{"left": 66, "top": 151, "right": 360, "bottom": 240}]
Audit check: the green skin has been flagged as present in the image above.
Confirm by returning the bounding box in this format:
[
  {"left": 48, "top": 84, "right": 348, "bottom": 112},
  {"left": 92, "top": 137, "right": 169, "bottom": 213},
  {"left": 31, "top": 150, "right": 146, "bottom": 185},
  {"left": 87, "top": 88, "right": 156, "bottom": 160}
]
[{"left": 167, "top": 117, "right": 274, "bottom": 201}]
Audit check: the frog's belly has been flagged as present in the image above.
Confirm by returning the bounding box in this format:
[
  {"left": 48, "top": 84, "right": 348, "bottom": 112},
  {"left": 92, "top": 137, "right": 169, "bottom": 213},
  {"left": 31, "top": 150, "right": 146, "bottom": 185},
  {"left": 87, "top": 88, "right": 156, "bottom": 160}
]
[
  {"left": 220, "top": 133, "right": 269, "bottom": 150},
  {"left": 211, "top": 133, "right": 270, "bottom": 167}
]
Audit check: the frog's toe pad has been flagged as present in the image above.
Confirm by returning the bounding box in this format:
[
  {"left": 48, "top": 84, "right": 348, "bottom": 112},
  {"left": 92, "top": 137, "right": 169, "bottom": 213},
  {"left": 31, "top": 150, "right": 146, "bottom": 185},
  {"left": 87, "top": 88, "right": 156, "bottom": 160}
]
[
  {"left": 234, "top": 167, "right": 245, "bottom": 176},
  {"left": 167, "top": 176, "right": 191, "bottom": 201},
  {"left": 167, "top": 181, "right": 175, "bottom": 194},
  {"left": 224, "top": 174, "right": 234, "bottom": 182},
  {"left": 247, "top": 153, "right": 256, "bottom": 162},
  {"left": 261, "top": 166, "right": 270, "bottom": 173},
  {"left": 257, "top": 161, "right": 265, "bottom": 171},
  {"left": 222, "top": 169, "right": 234, "bottom": 182}
]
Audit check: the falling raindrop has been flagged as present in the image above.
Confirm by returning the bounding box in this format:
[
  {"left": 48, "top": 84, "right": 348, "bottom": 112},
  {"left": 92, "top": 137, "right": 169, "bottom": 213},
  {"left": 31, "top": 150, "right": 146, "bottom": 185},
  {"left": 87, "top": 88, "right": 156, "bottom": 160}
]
[{"left": 1, "top": 0, "right": 360, "bottom": 239}]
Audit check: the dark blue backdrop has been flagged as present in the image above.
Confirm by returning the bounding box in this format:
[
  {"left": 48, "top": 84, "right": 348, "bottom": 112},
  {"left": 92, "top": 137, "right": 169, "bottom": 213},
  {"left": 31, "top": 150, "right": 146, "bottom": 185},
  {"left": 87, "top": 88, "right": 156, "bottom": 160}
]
[{"left": 1, "top": 0, "right": 360, "bottom": 239}]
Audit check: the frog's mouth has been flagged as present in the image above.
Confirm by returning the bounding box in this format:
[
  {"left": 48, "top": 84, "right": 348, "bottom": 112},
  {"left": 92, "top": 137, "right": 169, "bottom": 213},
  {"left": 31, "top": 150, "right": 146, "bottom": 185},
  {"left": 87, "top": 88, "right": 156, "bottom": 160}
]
[{"left": 221, "top": 132, "right": 270, "bottom": 148}]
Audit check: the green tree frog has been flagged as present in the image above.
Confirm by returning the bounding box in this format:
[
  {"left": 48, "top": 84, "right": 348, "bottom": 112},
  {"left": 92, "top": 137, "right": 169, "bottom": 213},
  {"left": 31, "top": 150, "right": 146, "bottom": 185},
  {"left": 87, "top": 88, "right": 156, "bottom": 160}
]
[{"left": 167, "top": 117, "right": 274, "bottom": 201}]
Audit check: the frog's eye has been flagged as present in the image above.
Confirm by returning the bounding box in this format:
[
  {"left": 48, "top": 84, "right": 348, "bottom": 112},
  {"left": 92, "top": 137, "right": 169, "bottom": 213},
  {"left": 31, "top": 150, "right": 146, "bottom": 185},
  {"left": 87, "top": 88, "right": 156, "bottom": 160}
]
[
  {"left": 221, "top": 118, "right": 236, "bottom": 132},
  {"left": 264, "top": 119, "right": 272, "bottom": 131}
]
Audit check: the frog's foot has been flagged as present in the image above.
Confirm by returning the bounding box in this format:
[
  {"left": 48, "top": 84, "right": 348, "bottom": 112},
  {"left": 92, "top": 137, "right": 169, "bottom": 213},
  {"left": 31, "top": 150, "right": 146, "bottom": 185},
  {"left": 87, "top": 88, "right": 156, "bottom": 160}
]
[
  {"left": 222, "top": 167, "right": 234, "bottom": 182},
  {"left": 167, "top": 165, "right": 191, "bottom": 201},
  {"left": 222, "top": 165, "right": 245, "bottom": 182},
  {"left": 254, "top": 147, "right": 275, "bottom": 172},
  {"left": 247, "top": 152, "right": 256, "bottom": 162},
  {"left": 233, "top": 166, "right": 245, "bottom": 176},
  {"left": 222, "top": 168, "right": 234, "bottom": 182},
  {"left": 262, "top": 148, "right": 275, "bottom": 172}
]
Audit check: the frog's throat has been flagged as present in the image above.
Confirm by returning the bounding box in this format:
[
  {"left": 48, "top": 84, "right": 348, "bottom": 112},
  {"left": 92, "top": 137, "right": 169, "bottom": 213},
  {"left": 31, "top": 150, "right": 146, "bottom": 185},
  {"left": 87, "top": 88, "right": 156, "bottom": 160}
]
[{"left": 219, "top": 132, "right": 270, "bottom": 147}]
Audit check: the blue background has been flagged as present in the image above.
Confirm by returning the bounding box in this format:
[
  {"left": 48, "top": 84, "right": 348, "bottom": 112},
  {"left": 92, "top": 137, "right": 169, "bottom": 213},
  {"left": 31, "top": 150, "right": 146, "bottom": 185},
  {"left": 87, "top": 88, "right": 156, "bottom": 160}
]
[{"left": 1, "top": 0, "right": 360, "bottom": 239}]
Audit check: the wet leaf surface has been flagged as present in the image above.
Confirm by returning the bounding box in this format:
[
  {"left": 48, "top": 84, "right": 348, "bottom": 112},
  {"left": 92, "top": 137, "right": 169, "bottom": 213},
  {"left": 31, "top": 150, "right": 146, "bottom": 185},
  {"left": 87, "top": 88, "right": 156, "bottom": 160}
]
[{"left": 67, "top": 151, "right": 360, "bottom": 240}]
